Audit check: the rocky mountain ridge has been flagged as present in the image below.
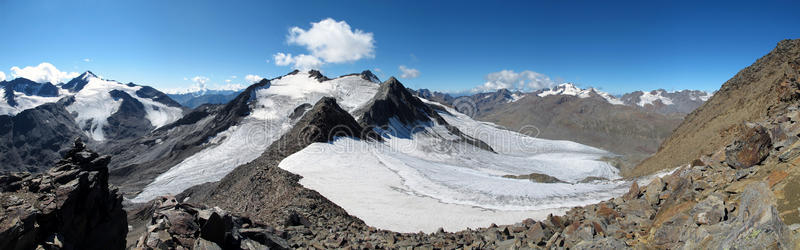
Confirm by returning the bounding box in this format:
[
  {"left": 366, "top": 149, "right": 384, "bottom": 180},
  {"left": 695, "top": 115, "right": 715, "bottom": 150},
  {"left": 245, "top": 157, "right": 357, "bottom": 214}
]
[
  {"left": 0, "top": 139, "right": 128, "bottom": 250},
  {"left": 635, "top": 39, "right": 800, "bottom": 177}
]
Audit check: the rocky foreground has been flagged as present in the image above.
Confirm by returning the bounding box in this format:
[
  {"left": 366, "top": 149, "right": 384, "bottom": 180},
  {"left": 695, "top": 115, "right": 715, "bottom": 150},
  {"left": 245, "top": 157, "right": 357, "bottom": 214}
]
[{"left": 0, "top": 139, "right": 127, "bottom": 249}]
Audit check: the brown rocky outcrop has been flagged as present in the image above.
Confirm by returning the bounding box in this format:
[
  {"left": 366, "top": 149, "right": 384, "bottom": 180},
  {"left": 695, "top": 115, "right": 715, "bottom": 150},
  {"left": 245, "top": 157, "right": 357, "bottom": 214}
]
[
  {"left": 132, "top": 196, "right": 289, "bottom": 250},
  {"left": 0, "top": 138, "right": 127, "bottom": 250},
  {"left": 725, "top": 124, "right": 773, "bottom": 168}
]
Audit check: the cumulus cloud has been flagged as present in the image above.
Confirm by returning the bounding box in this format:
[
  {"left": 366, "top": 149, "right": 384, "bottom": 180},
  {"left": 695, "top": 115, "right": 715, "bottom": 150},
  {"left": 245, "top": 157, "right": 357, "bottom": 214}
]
[
  {"left": 0, "top": 71, "right": 5, "bottom": 81},
  {"left": 398, "top": 65, "right": 420, "bottom": 79},
  {"left": 10, "top": 62, "right": 79, "bottom": 84},
  {"left": 83, "top": 58, "right": 91, "bottom": 62},
  {"left": 192, "top": 76, "right": 210, "bottom": 89},
  {"left": 272, "top": 53, "right": 324, "bottom": 70},
  {"left": 214, "top": 83, "right": 245, "bottom": 91},
  {"left": 471, "top": 70, "right": 556, "bottom": 93},
  {"left": 288, "top": 18, "right": 375, "bottom": 63},
  {"left": 274, "top": 18, "right": 375, "bottom": 69},
  {"left": 245, "top": 74, "right": 263, "bottom": 83}
]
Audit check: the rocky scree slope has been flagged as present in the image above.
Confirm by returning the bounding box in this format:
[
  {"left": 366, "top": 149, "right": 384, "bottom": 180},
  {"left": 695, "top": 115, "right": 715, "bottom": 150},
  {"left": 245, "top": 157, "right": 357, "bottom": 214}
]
[
  {"left": 0, "top": 139, "right": 128, "bottom": 250},
  {"left": 636, "top": 39, "right": 800, "bottom": 177}
]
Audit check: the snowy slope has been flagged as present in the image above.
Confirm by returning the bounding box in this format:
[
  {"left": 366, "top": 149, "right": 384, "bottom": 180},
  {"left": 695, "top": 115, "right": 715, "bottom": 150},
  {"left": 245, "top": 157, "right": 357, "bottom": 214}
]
[
  {"left": 278, "top": 98, "right": 631, "bottom": 233},
  {"left": 1, "top": 73, "right": 184, "bottom": 140},
  {"left": 0, "top": 88, "right": 66, "bottom": 115},
  {"left": 65, "top": 76, "right": 184, "bottom": 141},
  {"left": 132, "top": 73, "right": 381, "bottom": 202}
]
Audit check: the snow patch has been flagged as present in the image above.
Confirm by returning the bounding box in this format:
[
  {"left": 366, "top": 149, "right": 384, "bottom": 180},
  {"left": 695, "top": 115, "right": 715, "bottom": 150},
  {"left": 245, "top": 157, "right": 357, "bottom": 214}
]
[
  {"left": 0, "top": 89, "right": 65, "bottom": 115},
  {"left": 279, "top": 101, "right": 628, "bottom": 233},
  {"left": 637, "top": 90, "right": 674, "bottom": 107}
]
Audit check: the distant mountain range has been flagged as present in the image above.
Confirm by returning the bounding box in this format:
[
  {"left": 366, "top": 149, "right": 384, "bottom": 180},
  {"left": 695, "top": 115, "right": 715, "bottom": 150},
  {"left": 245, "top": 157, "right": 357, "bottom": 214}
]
[
  {"left": 0, "top": 71, "right": 185, "bottom": 172},
  {"left": 410, "top": 84, "right": 713, "bottom": 173},
  {"left": 167, "top": 89, "right": 243, "bottom": 108},
  {"left": 415, "top": 83, "right": 713, "bottom": 116}
]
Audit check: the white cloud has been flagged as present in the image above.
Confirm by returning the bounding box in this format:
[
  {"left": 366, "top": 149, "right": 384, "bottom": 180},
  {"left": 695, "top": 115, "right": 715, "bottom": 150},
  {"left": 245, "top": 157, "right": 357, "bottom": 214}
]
[
  {"left": 225, "top": 79, "right": 231, "bottom": 83},
  {"left": 471, "top": 70, "right": 556, "bottom": 93},
  {"left": 0, "top": 71, "right": 5, "bottom": 81},
  {"left": 83, "top": 58, "right": 91, "bottom": 62},
  {"left": 183, "top": 77, "right": 189, "bottom": 81},
  {"left": 214, "top": 83, "right": 245, "bottom": 91},
  {"left": 10, "top": 62, "right": 79, "bottom": 83},
  {"left": 231, "top": 75, "right": 237, "bottom": 79},
  {"left": 288, "top": 18, "right": 375, "bottom": 63},
  {"left": 398, "top": 65, "right": 420, "bottom": 79},
  {"left": 273, "top": 18, "right": 375, "bottom": 70},
  {"left": 245, "top": 74, "right": 263, "bottom": 83},
  {"left": 272, "top": 53, "right": 324, "bottom": 70},
  {"left": 192, "top": 76, "right": 210, "bottom": 89}
]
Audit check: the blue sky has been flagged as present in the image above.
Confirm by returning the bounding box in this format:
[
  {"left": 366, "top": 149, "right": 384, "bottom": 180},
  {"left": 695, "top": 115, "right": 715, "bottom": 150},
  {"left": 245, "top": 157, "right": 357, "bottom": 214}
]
[{"left": 1, "top": 0, "right": 798, "bottom": 94}]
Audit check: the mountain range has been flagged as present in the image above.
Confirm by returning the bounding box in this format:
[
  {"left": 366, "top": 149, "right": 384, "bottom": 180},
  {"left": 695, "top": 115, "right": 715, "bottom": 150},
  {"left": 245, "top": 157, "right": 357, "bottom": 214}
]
[
  {"left": 1, "top": 39, "right": 799, "bottom": 249},
  {"left": 411, "top": 84, "right": 713, "bottom": 172},
  {"left": 0, "top": 71, "right": 185, "bottom": 172}
]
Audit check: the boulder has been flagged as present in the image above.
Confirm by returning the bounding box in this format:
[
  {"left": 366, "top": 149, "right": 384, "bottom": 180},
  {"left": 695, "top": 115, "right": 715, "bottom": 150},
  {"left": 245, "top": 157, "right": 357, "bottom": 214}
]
[{"left": 725, "top": 125, "right": 772, "bottom": 169}]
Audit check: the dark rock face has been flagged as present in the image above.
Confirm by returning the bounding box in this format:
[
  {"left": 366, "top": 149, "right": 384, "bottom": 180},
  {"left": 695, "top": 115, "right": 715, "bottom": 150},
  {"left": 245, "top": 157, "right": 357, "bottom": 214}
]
[
  {"left": 132, "top": 196, "right": 289, "bottom": 249},
  {"left": 356, "top": 77, "right": 494, "bottom": 152},
  {"left": 358, "top": 77, "right": 439, "bottom": 126},
  {"left": 0, "top": 139, "right": 127, "bottom": 250},
  {"left": 503, "top": 173, "right": 566, "bottom": 183},
  {"left": 308, "top": 70, "right": 330, "bottom": 82},
  {"left": 135, "top": 86, "right": 183, "bottom": 108},
  {"left": 105, "top": 90, "right": 152, "bottom": 141},
  {"left": 725, "top": 124, "right": 773, "bottom": 169},
  {"left": 283, "top": 97, "right": 378, "bottom": 146},
  {"left": 339, "top": 70, "right": 381, "bottom": 83},
  {"left": 61, "top": 71, "right": 96, "bottom": 93},
  {"left": 0, "top": 101, "right": 86, "bottom": 172},
  {"left": 1, "top": 78, "right": 60, "bottom": 97}
]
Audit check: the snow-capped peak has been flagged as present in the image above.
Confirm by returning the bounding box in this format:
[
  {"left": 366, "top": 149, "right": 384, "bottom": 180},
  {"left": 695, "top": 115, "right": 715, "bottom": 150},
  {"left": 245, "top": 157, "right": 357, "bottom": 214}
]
[
  {"left": 79, "top": 71, "right": 97, "bottom": 80},
  {"left": 538, "top": 83, "right": 586, "bottom": 97},
  {"left": 637, "top": 90, "right": 673, "bottom": 106},
  {"left": 538, "top": 83, "right": 623, "bottom": 105}
]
